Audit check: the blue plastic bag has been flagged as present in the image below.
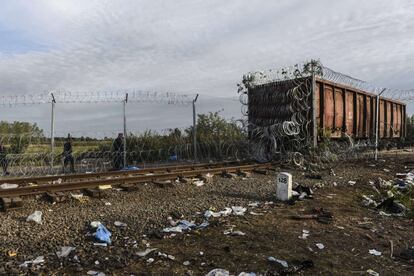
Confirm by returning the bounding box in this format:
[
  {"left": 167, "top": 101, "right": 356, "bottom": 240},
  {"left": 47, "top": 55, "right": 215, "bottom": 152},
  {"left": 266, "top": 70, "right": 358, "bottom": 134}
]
[
  {"left": 120, "top": 166, "right": 140, "bottom": 171},
  {"left": 94, "top": 224, "right": 112, "bottom": 244}
]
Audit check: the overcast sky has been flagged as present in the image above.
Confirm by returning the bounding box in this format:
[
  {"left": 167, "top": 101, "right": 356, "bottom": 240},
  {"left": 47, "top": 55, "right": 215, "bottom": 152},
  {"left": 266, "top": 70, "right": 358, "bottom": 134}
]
[{"left": 1, "top": 0, "right": 414, "bottom": 136}]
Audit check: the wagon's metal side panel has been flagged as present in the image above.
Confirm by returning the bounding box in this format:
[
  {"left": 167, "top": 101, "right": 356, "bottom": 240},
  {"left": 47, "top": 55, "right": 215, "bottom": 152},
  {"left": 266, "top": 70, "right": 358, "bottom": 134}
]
[
  {"left": 394, "top": 103, "right": 402, "bottom": 138},
  {"left": 356, "top": 94, "right": 364, "bottom": 137},
  {"left": 386, "top": 101, "right": 392, "bottom": 138},
  {"left": 332, "top": 87, "right": 343, "bottom": 137},
  {"left": 324, "top": 85, "right": 334, "bottom": 131},
  {"left": 379, "top": 100, "right": 385, "bottom": 138},
  {"left": 345, "top": 90, "right": 354, "bottom": 135},
  {"left": 366, "top": 96, "right": 371, "bottom": 138}
]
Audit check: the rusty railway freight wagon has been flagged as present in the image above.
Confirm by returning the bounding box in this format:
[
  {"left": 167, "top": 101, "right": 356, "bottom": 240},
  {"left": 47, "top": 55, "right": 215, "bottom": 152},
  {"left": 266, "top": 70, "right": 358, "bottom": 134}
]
[{"left": 248, "top": 76, "right": 406, "bottom": 144}]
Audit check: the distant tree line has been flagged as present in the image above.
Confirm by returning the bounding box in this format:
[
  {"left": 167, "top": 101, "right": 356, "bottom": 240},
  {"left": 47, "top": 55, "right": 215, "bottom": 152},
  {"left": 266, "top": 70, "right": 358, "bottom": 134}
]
[{"left": 0, "top": 121, "right": 44, "bottom": 153}]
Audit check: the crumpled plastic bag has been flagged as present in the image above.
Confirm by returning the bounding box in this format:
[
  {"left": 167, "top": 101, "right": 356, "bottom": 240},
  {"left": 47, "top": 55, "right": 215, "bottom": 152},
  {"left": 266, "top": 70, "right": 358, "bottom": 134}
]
[
  {"left": 0, "top": 183, "right": 19, "bottom": 189},
  {"left": 94, "top": 224, "right": 112, "bottom": 244},
  {"left": 56, "top": 246, "right": 75, "bottom": 258},
  {"left": 163, "top": 220, "right": 196, "bottom": 233},
  {"left": 19, "top": 256, "right": 45, "bottom": 267},
  {"left": 26, "top": 211, "right": 42, "bottom": 224}
]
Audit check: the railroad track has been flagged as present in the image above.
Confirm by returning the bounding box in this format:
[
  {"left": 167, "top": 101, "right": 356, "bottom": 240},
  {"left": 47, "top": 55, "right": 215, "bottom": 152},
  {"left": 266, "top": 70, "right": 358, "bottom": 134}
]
[
  {"left": 0, "top": 161, "right": 248, "bottom": 185},
  {"left": 0, "top": 162, "right": 271, "bottom": 198}
]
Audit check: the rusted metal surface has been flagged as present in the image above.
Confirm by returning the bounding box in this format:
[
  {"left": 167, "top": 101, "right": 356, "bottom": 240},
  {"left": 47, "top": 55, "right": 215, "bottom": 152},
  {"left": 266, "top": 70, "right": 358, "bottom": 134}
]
[{"left": 315, "top": 78, "right": 406, "bottom": 139}]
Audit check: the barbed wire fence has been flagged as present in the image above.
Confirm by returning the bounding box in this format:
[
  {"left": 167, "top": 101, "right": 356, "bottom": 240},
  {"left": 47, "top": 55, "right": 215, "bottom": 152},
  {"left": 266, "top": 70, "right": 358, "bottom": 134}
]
[{"left": 0, "top": 90, "right": 248, "bottom": 177}]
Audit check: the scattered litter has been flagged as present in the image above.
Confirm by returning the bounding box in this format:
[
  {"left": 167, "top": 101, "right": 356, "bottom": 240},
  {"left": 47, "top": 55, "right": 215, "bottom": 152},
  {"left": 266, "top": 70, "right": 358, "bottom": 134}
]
[
  {"left": 366, "top": 269, "right": 379, "bottom": 276},
  {"left": 198, "top": 220, "right": 209, "bottom": 229},
  {"left": 146, "top": 258, "right": 154, "bottom": 264},
  {"left": 379, "top": 211, "right": 392, "bottom": 216},
  {"left": 104, "top": 202, "right": 112, "bottom": 206},
  {"left": 56, "top": 246, "right": 75, "bottom": 258},
  {"left": 70, "top": 193, "right": 84, "bottom": 200},
  {"left": 249, "top": 211, "right": 263, "bottom": 216},
  {"left": 183, "top": 261, "right": 190, "bottom": 266},
  {"left": 268, "top": 256, "right": 288, "bottom": 268},
  {"left": 94, "top": 223, "right": 112, "bottom": 244},
  {"left": 315, "top": 243, "right": 325, "bottom": 250},
  {"left": 52, "top": 178, "right": 62, "bottom": 185},
  {"left": 248, "top": 202, "right": 260, "bottom": 207},
  {"left": 136, "top": 248, "right": 157, "bottom": 257},
  {"left": 292, "top": 184, "right": 313, "bottom": 200},
  {"left": 376, "top": 198, "right": 407, "bottom": 214},
  {"left": 231, "top": 206, "right": 247, "bottom": 215},
  {"left": 87, "top": 270, "right": 106, "bottom": 276},
  {"left": 90, "top": 221, "right": 102, "bottom": 228},
  {"left": 20, "top": 256, "right": 45, "bottom": 268},
  {"left": 238, "top": 273, "right": 256, "bottom": 276},
  {"left": 0, "top": 183, "right": 18, "bottom": 189},
  {"left": 348, "top": 180, "right": 356, "bottom": 186},
  {"left": 369, "top": 249, "right": 382, "bottom": 256},
  {"left": 114, "top": 221, "right": 127, "bottom": 227},
  {"left": 26, "top": 211, "right": 42, "bottom": 224},
  {"left": 163, "top": 220, "right": 196, "bottom": 233},
  {"left": 193, "top": 180, "right": 205, "bottom": 187},
  {"left": 383, "top": 168, "right": 390, "bottom": 172},
  {"left": 121, "top": 166, "right": 139, "bottom": 171},
  {"left": 93, "top": 243, "right": 107, "bottom": 247},
  {"left": 7, "top": 250, "right": 17, "bottom": 257},
  {"left": 204, "top": 207, "right": 233, "bottom": 219},
  {"left": 377, "top": 178, "right": 392, "bottom": 189},
  {"left": 205, "top": 268, "right": 230, "bottom": 276},
  {"left": 298, "top": 230, "right": 310, "bottom": 240},
  {"left": 224, "top": 230, "right": 246, "bottom": 236},
  {"left": 362, "top": 195, "right": 378, "bottom": 207},
  {"left": 98, "top": 185, "right": 112, "bottom": 190},
  {"left": 167, "top": 216, "right": 177, "bottom": 226}
]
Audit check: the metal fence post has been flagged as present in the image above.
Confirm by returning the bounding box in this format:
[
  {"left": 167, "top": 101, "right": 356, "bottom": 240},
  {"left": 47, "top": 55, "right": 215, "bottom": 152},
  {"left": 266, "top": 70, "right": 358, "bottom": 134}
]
[
  {"left": 50, "top": 93, "right": 56, "bottom": 171},
  {"left": 123, "top": 93, "right": 128, "bottom": 168},
  {"left": 375, "top": 88, "right": 387, "bottom": 161},
  {"left": 193, "top": 94, "right": 199, "bottom": 163}
]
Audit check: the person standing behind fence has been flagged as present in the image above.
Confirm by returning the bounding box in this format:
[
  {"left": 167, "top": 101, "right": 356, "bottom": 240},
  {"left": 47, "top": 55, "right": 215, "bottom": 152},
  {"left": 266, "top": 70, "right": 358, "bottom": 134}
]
[
  {"left": 62, "top": 135, "right": 75, "bottom": 173},
  {"left": 112, "top": 133, "right": 124, "bottom": 170},
  {"left": 0, "top": 142, "right": 9, "bottom": 176}
]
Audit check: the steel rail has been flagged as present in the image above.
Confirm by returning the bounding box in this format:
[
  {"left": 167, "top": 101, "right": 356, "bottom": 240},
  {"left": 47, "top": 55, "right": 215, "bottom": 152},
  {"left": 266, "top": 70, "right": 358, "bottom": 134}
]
[
  {"left": 0, "top": 163, "right": 270, "bottom": 198},
  {"left": 0, "top": 161, "right": 246, "bottom": 185}
]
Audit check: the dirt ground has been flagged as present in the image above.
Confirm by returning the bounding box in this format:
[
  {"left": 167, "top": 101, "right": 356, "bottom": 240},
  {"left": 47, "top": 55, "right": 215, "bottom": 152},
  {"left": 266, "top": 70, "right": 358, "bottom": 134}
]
[{"left": 1, "top": 155, "right": 414, "bottom": 275}]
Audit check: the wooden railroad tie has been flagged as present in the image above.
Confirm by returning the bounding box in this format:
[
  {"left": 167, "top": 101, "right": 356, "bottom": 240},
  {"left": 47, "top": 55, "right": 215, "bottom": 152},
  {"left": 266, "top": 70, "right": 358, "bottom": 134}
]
[{"left": 1, "top": 197, "right": 23, "bottom": 211}]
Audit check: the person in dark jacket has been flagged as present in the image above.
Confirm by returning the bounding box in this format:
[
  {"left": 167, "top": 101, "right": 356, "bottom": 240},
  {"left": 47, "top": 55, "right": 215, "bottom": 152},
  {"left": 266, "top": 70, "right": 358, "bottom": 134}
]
[
  {"left": 62, "top": 135, "right": 75, "bottom": 173},
  {"left": 112, "top": 133, "right": 124, "bottom": 170},
  {"left": 0, "top": 142, "right": 9, "bottom": 176}
]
